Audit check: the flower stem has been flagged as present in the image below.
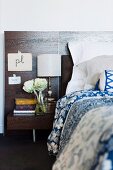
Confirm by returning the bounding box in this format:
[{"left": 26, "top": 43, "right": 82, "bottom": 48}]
[
  {"left": 34, "top": 90, "right": 46, "bottom": 113},
  {"left": 34, "top": 90, "right": 38, "bottom": 101}
]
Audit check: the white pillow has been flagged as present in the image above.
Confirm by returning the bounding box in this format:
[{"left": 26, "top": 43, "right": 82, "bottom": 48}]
[
  {"left": 68, "top": 41, "right": 113, "bottom": 65},
  {"left": 82, "top": 42, "right": 113, "bottom": 63},
  {"left": 86, "top": 55, "right": 113, "bottom": 87},
  {"left": 84, "top": 84, "right": 95, "bottom": 90},
  {"left": 66, "top": 62, "right": 87, "bottom": 95},
  {"left": 68, "top": 41, "right": 83, "bottom": 65}
]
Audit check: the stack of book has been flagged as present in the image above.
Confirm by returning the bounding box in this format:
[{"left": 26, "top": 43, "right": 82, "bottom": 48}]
[{"left": 13, "top": 98, "right": 37, "bottom": 116}]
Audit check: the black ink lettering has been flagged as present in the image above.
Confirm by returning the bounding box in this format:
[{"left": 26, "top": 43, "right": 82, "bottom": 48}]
[
  {"left": 21, "top": 55, "right": 24, "bottom": 64},
  {"left": 16, "top": 59, "right": 20, "bottom": 67},
  {"left": 16, "top": 55, "right": 24, "bottom": 67}
]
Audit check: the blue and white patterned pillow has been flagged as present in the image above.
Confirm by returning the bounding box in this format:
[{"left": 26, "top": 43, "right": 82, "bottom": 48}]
[{"left": 99, "top": 70, "right": 113, "bottom": 92}]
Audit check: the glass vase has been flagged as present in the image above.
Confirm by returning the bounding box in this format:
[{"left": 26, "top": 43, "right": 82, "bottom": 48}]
[{"left": 35, "top": 91, "right": 47, "bottom": 114}]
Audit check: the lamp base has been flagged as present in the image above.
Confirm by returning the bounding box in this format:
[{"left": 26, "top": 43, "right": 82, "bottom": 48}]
[
  {"left": 47, "top": 97, "right": 55, "bottom": 102},
  {"left": 45, "top": 97, "right": 55, "bottom": 102}
]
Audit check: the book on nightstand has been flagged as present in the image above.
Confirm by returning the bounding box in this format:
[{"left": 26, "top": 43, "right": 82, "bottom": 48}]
[
  {"left": 13, "top": 98, "right": 37, "bottom": 116},
  {"left": 13, "top": 110, "right": 35, "bottom": 116},
  {"left": 15, "top": 98, "right": 37, "bottom": 105}
]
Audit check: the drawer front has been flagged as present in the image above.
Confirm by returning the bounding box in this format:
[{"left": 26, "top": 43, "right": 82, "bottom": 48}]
[{"left": 7, "top": 114, "right": 54, "bottom": 130}]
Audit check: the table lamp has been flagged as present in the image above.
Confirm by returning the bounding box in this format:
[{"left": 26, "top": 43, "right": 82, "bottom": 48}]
[{"left": 37, "top": 54, "right": 61, "bottom": 101}]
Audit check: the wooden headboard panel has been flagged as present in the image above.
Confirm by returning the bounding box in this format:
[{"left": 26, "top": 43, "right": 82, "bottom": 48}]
[
  {"left": 5, "top": 31, "right": 60, "bottom": 116},
  {"left": 5, "top": 31, "right": 73, "bottom": 118},
  {"left": 61, "top": 55, "right": 73, "bottom": 96}
]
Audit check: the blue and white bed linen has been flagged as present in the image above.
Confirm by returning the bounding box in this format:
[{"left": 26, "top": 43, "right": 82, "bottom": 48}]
[
  {"left": 47, "top": 90, "right": 113, "bottom": 155},
  {"left": 52, "top": 106, "right": 113, "bottom": 170}
]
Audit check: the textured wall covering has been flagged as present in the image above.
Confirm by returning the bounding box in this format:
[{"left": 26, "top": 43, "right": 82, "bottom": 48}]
[
  {"left": 59, "top": 31, "right": 113, "bottom": 54},
  {"left": 4, "top": 31, "right": 113, "bottom": 56},
  {"left": 13, "top": 31, "right": 113, "bottom": 55},
  {"left": 6, "top": 31, "right": 113, "bottom": 55}
]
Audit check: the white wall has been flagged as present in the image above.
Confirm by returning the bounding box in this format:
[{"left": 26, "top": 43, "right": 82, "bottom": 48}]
[
  {"left": 0, "top": 0, "right": 4, "bottom": 133},
  {"left": 0, "top": 0, "right": 113, "bottom": 133},
  {"left": 1, "top": 0, "right": 113, "bottom": 31},
  {"left": 0, "top": 32, "right": 4, "bottom": 133}
]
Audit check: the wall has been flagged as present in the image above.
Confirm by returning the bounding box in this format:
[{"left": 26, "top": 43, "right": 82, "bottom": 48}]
[
  {"left": 0, "top": 0, "right": 4, "bottom": 133},
  {"left": 0, "top": 0, "right": 113, "bottom": 133},
  {"left": 1, "top": 0, "right": 113, "bottom": 31}
]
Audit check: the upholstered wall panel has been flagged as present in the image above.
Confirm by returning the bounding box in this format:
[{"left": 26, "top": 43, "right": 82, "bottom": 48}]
[
  {"left": 59, "top": 31, "right": 113, "bottom": 54},
  {"left": 5, "top": 31, "right": 113, "bottom": 118}
]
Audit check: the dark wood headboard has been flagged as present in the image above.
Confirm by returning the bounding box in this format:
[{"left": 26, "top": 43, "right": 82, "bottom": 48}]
[
  {"left": 5, "top": 31, "right": 73, "bottom": 118},
  {"left": 5, "top": 31, "right": 59, "bottom": 115},
  {"left": 61, "top": 55, "right": 73, "bottom": 96}
]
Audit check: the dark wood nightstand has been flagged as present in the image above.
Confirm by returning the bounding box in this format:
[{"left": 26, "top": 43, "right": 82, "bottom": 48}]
[{"left": 7, "top": 102, "right": 56, "bottom": 142}]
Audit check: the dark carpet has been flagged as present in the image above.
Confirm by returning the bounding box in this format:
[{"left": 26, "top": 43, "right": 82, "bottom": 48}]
[{"left": 0, "top": 130, "right": 56, "bottom": 170}]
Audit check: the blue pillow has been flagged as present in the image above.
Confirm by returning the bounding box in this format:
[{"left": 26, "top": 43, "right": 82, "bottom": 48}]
[{"left": 98, "top": 70, "right": 113, "bottom": 92}]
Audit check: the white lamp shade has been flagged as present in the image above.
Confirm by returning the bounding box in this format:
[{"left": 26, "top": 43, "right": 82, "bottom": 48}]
[{"left": 37, "top": 54, "right": 61, "bottom": 77}]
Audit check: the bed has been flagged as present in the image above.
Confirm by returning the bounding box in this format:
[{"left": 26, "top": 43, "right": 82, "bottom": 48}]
[{"left": 47, "top": 41, "right": 113, "bottom": 170}]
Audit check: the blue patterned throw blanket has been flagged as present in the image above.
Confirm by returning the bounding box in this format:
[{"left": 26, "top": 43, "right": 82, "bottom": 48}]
[
  {"left": 52, "top": 106, "right": 113, "bottom": 170},
  {"left": 47, "top": 90, "right": 113, "bottom": 156}
]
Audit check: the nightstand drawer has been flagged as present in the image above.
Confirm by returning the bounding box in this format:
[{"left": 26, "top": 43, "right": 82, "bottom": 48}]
[{"left": 7, "top": 113, "right": 54, "bottom": 130}]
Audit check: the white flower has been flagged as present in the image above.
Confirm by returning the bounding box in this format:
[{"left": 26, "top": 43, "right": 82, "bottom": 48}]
[
  {"left": 23, "top": 80, "right": 34, "bottom": 93},
  {"left": 23, "top": 78, "right": 47, "bottom": 113},
  {"left": 23, "top": 78, "right": 47, "bottom": 93},
  {"left": 34, "top": 78, "right": 47, "bottom": 91}
]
